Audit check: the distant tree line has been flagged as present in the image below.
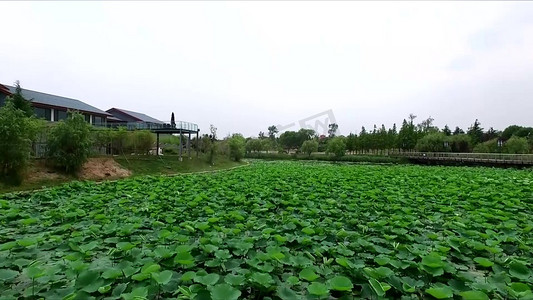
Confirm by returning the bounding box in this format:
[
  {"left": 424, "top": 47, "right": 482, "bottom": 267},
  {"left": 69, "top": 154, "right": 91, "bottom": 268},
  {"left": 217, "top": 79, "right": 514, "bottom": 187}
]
[{"left": 242, "top": 114, "right": 532, "bottom": 159}]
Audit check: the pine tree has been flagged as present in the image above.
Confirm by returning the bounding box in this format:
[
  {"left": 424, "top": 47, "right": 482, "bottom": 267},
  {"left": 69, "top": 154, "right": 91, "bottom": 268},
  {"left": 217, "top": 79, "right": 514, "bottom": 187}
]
[{"left": 7, "top": 81, "right": 33, "bottom": 117}]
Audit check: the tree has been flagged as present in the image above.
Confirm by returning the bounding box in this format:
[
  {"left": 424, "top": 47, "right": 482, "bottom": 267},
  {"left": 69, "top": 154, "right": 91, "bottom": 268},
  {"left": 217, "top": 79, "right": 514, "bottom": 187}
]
[
  {"left": 482, "top": 127, "right": 499, "bottom": 142},
  {"left": 415, "top": 133, "right": 448, "bottom": 152},
  {"left": 228, "top": 134, "right": 246, "bottom": 161},
  {"left": 359, "top": 126, "right": 369, "bottom": 153},
  {"left": 345, "top": 133, "right": 358, "bottom": 154},
  {"left": 397, "top": 119, "right": 417, "bottom": 151},
  {"left": 210, "top": 124, "right": 218, "bottom": 141},
  {"left": 7, "top": 81, "right": 33, "bottom": 117},
  {"left": 501, "top": 125, "right": 522, "bottom": 140},
  {"left": 328, "top": 123, "right": 338, "bottom": 138},
  {"left": 408, "top": 113, "right": 417, "bottom": 125},
  {"left": 246, "top": 138, "right": 263, "bottom": 153},
  {"left": 279, "top": 131, "right": 298, "bottom": 152},
  {"left": 453, "top": 126, "right": 465, "bottom": 135},
  {"left": 261, "top": 138, "right": 272, "bottom": 153},
  {"left": 268, "top": 125, "right": 278, "bottom": 140},
  {"left": 448, "top": 134, "right": 472, "bottom": 153},
  {"left": 171, "top": 112, "right": 176, "bottom": 128},
  {"left": 326, "top": 137, "right": 346, "bottom": 158},
  {"left": 503, "top": 136, "right": 529, "bottom": 154},
  {"left": 467, "top": 119, "right": 484, "bottom": 145},
  {"left": 0, "top": 101, "right": 41, "bottom": 185},
  {"left": 387, "top": 124, "right": 398, "bottom": 151},
  {"left": 47, "top": 111, "right": 91, "bottom": 173},
  {"left": 417, "top": 116, "right": 436, "bottom": 133},
  {"left": 442, "top": 125, "right": 451, "bottom": 136},
  {"left": 258, "top": 131, "right": 266, "bottom": 139},
  {"left": 301, "top": 140, "right": 318, "bottom": 157}
]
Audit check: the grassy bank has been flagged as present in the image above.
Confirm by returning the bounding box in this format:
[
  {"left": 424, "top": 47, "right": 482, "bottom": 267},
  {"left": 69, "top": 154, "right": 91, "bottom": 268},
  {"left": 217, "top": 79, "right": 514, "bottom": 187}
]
[
  {"left": 114, "top": 154, "right": 246, "bottom": 176},
  {"left": 0, "top": 154, "right": 245, "bottom": 194},
  {"left": 245, "top": 152, "right": 408, "bottom": 164}
]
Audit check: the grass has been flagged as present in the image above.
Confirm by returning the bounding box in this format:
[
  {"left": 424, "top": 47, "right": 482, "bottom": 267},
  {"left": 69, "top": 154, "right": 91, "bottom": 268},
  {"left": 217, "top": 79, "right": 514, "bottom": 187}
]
[
  {"left": 0, "top": 154, "right": 245, "bottom": 194},
  {"left": 114, "top": 154, "right": 246, "bottom": 177}
]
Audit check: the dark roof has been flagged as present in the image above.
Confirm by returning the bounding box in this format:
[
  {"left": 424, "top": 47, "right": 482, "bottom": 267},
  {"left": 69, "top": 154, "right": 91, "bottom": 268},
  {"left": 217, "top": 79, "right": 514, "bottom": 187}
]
[
  {"left": 107, "top": 116, "right": 126, "bottom": 122},
  {"left": 107, "top": 108, "right": 164, "bottom": 124},
  {"left": 5, "top": 85, "right": 110, "bottom": 116},
  {"left": 0, "top": 84, "right": 11, "bottom": 95}
]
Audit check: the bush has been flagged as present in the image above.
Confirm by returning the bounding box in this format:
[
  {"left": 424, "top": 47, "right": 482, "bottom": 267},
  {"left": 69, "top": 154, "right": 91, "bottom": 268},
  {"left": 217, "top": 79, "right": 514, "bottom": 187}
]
[
  {"left": 301, "top": 140, "right": 318, "bottom": 157},
  {"left": 47, "top": 111, "right": 91, "bottom": 173},
  {"left": 91, "top": 128, "right": 113, "bottom": 155},
  {"left": 0, "top": 101, "right": 42, "bottom": 185},
  {"left": 110, "top": 127, "right": 130, "bottom": 155},
  {"left": 473, "top": 138, "right": 500, "bottom": 153},
  {"left": 130, "top": 130, "right": 155, "bottom": 154},
  {"left": 326, "top": 137, "right": 346, "bottom": 158},
  {"left": 228, "top": 134, "right": 246, "bottom": 162},
  {"left": 503, "top": 136, "right": 529, "bottom": 154}
]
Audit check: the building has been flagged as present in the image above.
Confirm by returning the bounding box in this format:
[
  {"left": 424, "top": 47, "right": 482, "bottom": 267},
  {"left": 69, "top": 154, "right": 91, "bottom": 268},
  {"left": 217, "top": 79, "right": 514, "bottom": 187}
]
[
  {"left": 0, "top": 83, "right": 110, "bottom": 126},
  {"left": 106, "top": 107, "right": 165, "bottom": 130}
]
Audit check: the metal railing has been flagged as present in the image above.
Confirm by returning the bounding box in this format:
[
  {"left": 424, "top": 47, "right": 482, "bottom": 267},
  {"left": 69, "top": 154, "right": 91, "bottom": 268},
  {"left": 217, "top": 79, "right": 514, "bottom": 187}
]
[{"left": 393, "top": 152, "right": 533, "bottom": 164}]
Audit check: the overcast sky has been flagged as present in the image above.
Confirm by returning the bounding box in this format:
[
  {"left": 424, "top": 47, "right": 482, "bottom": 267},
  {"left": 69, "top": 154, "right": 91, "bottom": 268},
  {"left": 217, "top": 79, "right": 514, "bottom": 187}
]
[{"left": 1, "top": 1, "right": 532, "bottom": 137}]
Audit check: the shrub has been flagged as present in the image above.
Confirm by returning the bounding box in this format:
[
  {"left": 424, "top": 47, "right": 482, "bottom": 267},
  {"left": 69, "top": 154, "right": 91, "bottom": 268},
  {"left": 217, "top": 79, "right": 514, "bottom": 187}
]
[
  {"left": 473, "top": 138, "right": 500, "bottom": 153},
  {"left": 503, "top": 136, "right": 529, "bottom": 154},
  {"left": 0, "top": 101, "right": 41, "bottom": 185},
  {"left": 110, "top": 127, "right": 130, "bottom": 155},
  {"left": 47, "top": 111, "right": 91, "bottom": 173},
  {"left": 131, "top": 130, "right": 155, "bottom": 154},
  {"left": 301, "top": 140, "right": 318, "bottom": 157},
  {"left": 91, "top": 128, "right": 113, "bottom": 155},
  {"left": 326, "top": 137, "right": 346, "bottom": 158},
  {"left": 228, "top": 134, "right": 246, "bottom": 162}
]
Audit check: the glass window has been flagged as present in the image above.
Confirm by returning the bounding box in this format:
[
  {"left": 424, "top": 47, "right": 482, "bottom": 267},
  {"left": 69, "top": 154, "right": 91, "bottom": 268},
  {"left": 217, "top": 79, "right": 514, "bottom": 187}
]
[
  {"left": 93, "top": 116, "right": 103, "bottom": 125},
  {"left": 54, "top": 110, "right": 68, "bottom": 121},
  {"left": 85, "top": 114, "right": 91, "bottom": 123},
  {"left": 34, "top": 107, "right": 51, "bottom": 120}
]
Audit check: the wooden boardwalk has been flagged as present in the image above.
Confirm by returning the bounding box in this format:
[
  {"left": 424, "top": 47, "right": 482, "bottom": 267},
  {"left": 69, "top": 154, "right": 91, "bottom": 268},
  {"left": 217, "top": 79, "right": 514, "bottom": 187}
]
[{"left": 392, "top": 152, "right": 533, "bottom": 167}]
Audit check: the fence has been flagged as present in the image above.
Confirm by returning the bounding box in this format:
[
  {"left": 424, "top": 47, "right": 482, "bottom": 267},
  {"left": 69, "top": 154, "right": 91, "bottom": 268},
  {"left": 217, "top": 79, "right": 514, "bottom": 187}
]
[{"left": 393, "top": 152, "right": 533, "bottom": 165}]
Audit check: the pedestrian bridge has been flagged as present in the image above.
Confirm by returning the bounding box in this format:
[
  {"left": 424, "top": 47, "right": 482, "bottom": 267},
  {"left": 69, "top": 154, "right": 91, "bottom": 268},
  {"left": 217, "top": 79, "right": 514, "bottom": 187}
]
[{"left": 392, "top": 152, "right": 533, "bottom": 167}]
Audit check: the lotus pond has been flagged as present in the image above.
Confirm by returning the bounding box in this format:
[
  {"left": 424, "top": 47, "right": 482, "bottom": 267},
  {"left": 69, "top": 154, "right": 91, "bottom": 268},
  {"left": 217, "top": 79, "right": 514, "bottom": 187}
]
[{"left": 0, "top": 161, "right": 532, "bottom": 299}]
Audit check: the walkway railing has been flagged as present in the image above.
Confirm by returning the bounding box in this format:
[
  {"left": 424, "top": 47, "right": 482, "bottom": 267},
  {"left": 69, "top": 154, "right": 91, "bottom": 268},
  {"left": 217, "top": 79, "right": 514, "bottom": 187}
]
[{"left": 392, "top": 152, "right": 533, "bottom": 165}]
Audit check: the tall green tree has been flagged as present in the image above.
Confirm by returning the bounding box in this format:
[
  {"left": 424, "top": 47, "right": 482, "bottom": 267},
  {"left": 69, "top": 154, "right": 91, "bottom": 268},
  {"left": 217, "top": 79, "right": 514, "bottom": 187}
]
[
  {"left": 328, "top": 123, "right": 338, "bottom": 138},
  {"left": 7, "top": 81, "right": 33, "bottom": 117},
  {"left": 442, "top": 125, "right": 451, "bottom": 136},
  {"left": 228, "top": 134, "right": 246, "bottom": 161},
  {"left": 326, "top": 136, "right": 346, "bottom": 158},
  {"left": 467, "top": 119, "right": 484, "bottom": 145},
  {"left": 453, "top": 126, "right": 465, "bottom": 135},
  {"left": 0, "top": 101, "right": 41, "bottom": 185},
  {"left": 345, "top": 133, "right": 358, "bottom": 154},
  {"left": 397, "top": 119, "right": 417, "bottom": 151},
  {"left": 268, "top": 125, "right": 278, "bottom": 140},
  {"left": 387, "top": 123, "right": 398, "bottom": 151},
  {"left": 301, "top": 140, "right": 318, "bottom": 157}
]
